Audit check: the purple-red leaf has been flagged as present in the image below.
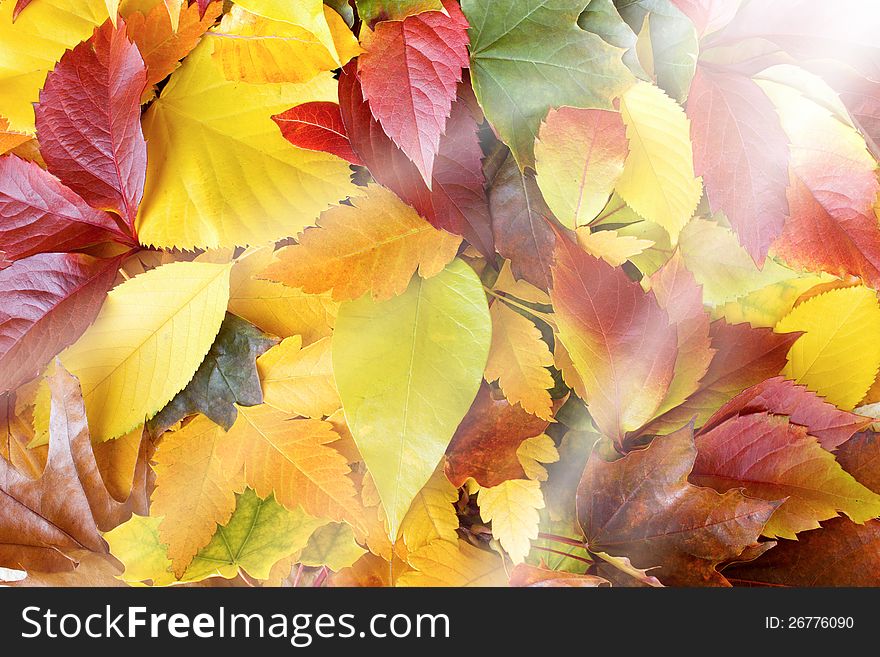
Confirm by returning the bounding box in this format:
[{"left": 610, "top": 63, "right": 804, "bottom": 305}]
[
  {"left": 35, "top": 18, "right": 147, "bottom": 233},
  {"left": 0, "top": 253, "right": 121, "bottom": 393},
  {"left": 338, "top": 62, "right": 494, "bottom": 257},
  {"left": 0, "top": 155, "right": 131, "bottom": 265},
  {"left": 358, "top": 0, "right": 470, "bottom": 184},
  {"left": 272, "top": 102, "right": 364, "bottom": 166}
]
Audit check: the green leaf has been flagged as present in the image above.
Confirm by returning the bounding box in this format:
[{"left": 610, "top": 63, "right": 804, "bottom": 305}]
[
  {"left": 461, "top": 0, "right": 634, "bottom": 168},
  {"left": 148, "top": 314, "right": 278, "bottom": 436},
  {"left": 578, "top": 0, "right": 645, "bottom": 75},
  {"left": 355, "top": 0, "right": 443, "bottom": 25},
  {"left": 299, "top": 522, "right": 367, "bottom": 571},
  {"left": 333, "top": 258, "right": 491, "bottom": 537}
]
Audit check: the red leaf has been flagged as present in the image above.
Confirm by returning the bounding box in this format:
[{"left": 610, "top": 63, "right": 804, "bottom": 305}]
[
  {"left": 445, "top": 384, "right": 556, "bottom": 488},
  {"left": 702, "top": 377, "right": 870, "bottom": 451},
  {"left": 487, "top": 152, "right": 556, "bottom": 290},
  {"left": 272, "top": 102, "right": 363, "bottom": 166},
  {"left": 358, "top": 0, "right": 469, "bottom": 184},
  {"left": 35, "top": 18, "right": 147, "bottom": 233},
  {"left": 688, "top": 67, "right": 790, "bottom": 264},
  {"left": 12, "top": 0, "right": 34, "bottom": 20},
  {"left": 339, "top": 62, "right": 494, "bottom": 257},
  {"left": 550, "top": 232, "right": 678, "bottom": 446},
  {"left": 725, "top": 517, "right": 880, "bottom": 587},
  {"left": 836, "top": 431, "right": 880, "bottom": 494},
  {"left": 577, "top": 424, "right": 780, "bottom": 586},
  {"left": 0, "top": 253, "right": 121, "bottom": 393},
  {"left": 0, "top": 155, "right": 131, "bottom": 265}
]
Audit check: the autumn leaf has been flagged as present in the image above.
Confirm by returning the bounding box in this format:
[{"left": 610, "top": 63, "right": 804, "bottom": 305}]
[
  {"left": 257, "top": 336, "right": 340, "bottom": 419},
  {"left": 300, "top": 523, "right": 367, "bottom": 571},
  {"left": 148, "top": 314, "right": 278, "bottom": 436},
  {"left": 263, "top": 185, "right": 461, "bottom": 302},
  {"left": 578, "top": 425, "right": 780, "bottom": 586},
  {"left": 836, "top": 431, "right": 880, "bottom": 494},
  {"left": 478, "top": 478, "right": 544, "bottom": 564},
  {"left": 272, "top": 101, "right": 364, "bottom": 165},
  {"left": 397, "top": 539, "right": 507, "bottom": 587},
  {"left": 398, "top": 463, "right": 459, "bottom": 552},
  {"left": 333, "top": 259, "right": 490, "bottom": 535},
  {"left": 356, "top": 0, "right": 443, "bottom": 26},
  {"left": 509, "top": 563, "right": 609, "bottom": 587},
  {"left": 358, "top": 0, "right": 469, "bottom": 184},
  {"left": 36, "top": 18, "right": 147, "bottom": 231}
]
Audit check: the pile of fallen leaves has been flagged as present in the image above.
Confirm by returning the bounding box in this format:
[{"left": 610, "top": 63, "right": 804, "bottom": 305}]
[{"left": 2, "top": 0, "right": 880, "bottom": 588}]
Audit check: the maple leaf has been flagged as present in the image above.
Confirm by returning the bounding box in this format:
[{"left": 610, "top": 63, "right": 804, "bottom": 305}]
[
  {"left": 687, "top": 66, "right": 790, "bottom": 264},
  {"left": 509, "top": 563, "right": 609, "bottom": 588},
  {"left": 484, "top": 300, "right": 555, "bottom": 422},
  {"left": 138, "top": 42, "right": 358, "bottom": 249},
  {"left": 487, "top": 152, "right": 556, "bottom": 291},
  {"left": 725, "top": 517, "right": 880, "bottom": 587},
  {"left": 257, "top": 336, "right": 340, "bottom": 419},
  {"left": 702, "top": 377, "right": 871, "bottom": 451},
  {"left": 0, "top": 156, "right": 131, "bottom": 265},
  {"left": 0, "top": 253, "right": 122, "bottom": 394},
  {"left": 461, "top": 0, "right": 634, "bottom": 168},
  {"left": 445, "top": 384, "right": 556, "bottom": 488},
  {"left": 535, "top": 107, "right": 628, "bottom": 229},
  {"left": 263, "top": 185, "right": 462, "bottom": 302},
  {"left": 338, "top": 63, "right": 495, "bottom": 257},
  {"left": 148, "top": 314, "right": 278, "bottom": 436},
  {"left": 0, "top": 366, "right": 145, "bottom": 573},
  {"left": 333, "top": 259, "right": 490, "bottom": 536},
  {"left": 577, "top": 425, "right": 780, "bottom": 586},
  {"left": 692, "top": 413, "right": 880, "bottom": 539},
  {"left": 358, "top": 0, "right": 469, "bottom": 185},
  {"left": 55, "top": 260, "right": 232, "bottom": 441},
  {"left": 36, "top": 18, "right": 147, "bottom": 232},
  {"left": 550, "top": 230, "right": 679, "bottom": 445},
  {"left": 272, "top": 101, "right": 364, "bottom": 165}
]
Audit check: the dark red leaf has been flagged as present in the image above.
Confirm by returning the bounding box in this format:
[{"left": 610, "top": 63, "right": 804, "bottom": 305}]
[
  {"left": 358, "top": 0, "right": 470, "bottom": 184},
  {"left": 0, "top": 253, "right": 121, "bottom": 393},
  {"left": 272, "top": 102, "right": 364, "bottom": 166},
  {"left": 338, "top": 62, "right": 494, "bottom": 257},
  {"left": 687, "top": 66, "right": 790, "bottom": 264},
  {"left": 0, "top": 155, "right": 131, "bottom": 265},
  {"left": 35, "top": 18, "right": 147, "bottom": 233}
]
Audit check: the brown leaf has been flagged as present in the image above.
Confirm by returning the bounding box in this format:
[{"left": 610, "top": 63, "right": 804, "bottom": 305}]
[{"left": 509, "top": 563, "right": 609, "bottom": 587}]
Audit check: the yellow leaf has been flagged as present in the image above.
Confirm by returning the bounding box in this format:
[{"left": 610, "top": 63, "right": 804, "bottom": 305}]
[
  {"left": 257, "top": 336, "right": 340, "bottom": 418},
  {"left": 151, "top": 415, "right": 246, "bottom": 577},
  {"left": 300, "top": 522, "right": 367, "bottom": 571},
  {"left": 615, "top": 81, "right": 702, "bottom": 243},
  {"left": 484, "top": 301, "right": 554, "bottom": 421},
  {"left": 0, "top": 0, "right": 108, "bottom": 133},
  {"left": 399, "top": 464, "right": 459, "bottom": 552},
  {"left": 493, "top": 260, "right": 551, "bottom": 306},
  {"left": 264, "top": 186, "right": 461, "bottom": 302},
  {"left": 776, "top": 286, "right": 880, "bottom": 410},
  {"left": 398, "top": 539, "right": 507, "bottom": 587},
  {"left": 576, "top": 228, "right": 654, "bottom": 267},
  {"left": 233, "top": 0, "right": 341, "bottom": 63},
  {"left": 479, "top": 478, "right": 544, "bottom": 565},
  {"left": 138, "top": 42, "right": 358, "bottom": 249},
  {"left": 516, "top": 434, "right": 559, "bottom": 483},
  {"left": 0, "top": 117, "right": 31, "bottom": 155},
  {"left": 228, "top": 247, "right": 337, "bottom": 344},
  {"left": 163, "top": 0, "right": 183, "bottom": 31},
  {"left": 58, "top": 261, "right": 231, "bottom": 441},
  {"left": 209, "top": 4, "right": 360, "bottom": 83},
  {"left": 218, "top": 404, "right": 362, "bottom": 528},
  {"left": 103, "top": 515, "right": 177, "bottom": 586},
  {"left": 714, "top": 275, "right": 832, "bottom": 328}
]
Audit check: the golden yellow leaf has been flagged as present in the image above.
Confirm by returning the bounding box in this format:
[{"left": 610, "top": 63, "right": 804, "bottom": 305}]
[
  {"left": 776, "top": 286, "right": 880, "bottom": 410},
  {"left": 714, "top": 276, "right": 832, "bottom": 328},
  {"left": 398, "top": 539, "right": 508, "bottom": 587},
  {"left": 399, "top": 463, "right": 459, "bottom": 552},
  {"left": 151, "top": 415, "right": 246, "bottom": 577},
  {"left": 209, "top": 4, "right": 360, "bottom": 84},
  {"left": 478, "top": 478, "right": 544, "bottom": 564},
  {"left": 0, "top": 117, "right": 31, "bottom": 155},
  {"left": 484, "top": 301, "right": 554, "bottom": 421},
  {"left": 138, "top": 42, "right": 359, "bottom": 249},
  {"left": 58, "top": 261, "right": 231, "bottom": 441},
  {"left": 0, "top": 0, "right": 108, "bottom": 134},
  {"left": 234, "top": 0, "right": 341, "bottom": 62},
  {"left": 103, "top": 515, "right": 177, "bottom": 586},
  {"left": 576, "top": 228, "right": 654, "bottom": 267},
  {"left": 264, "top": 186, "right": 461, "bottom": 302},
  {"left": 93, "top": 425, "right": 144, "bottom": 502},
  {"left": 228, "top": 247, "right": 337, "bottom": 344},
  {"left": 615, "top": 80, "right": 702, "bottom": 243},
  {"left": 516, "top": 433, "right": 559, "bottom": 483},
  {"left": 218, "top": 404, "right": 361, "bottom": 528},
  {"left": 257, "top": 336, "right": 340, "bottom": 418}
]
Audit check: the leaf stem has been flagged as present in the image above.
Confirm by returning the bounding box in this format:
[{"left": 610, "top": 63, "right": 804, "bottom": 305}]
[
  {"left": 537, "top": 532, "right": 587, "bottom": 549},
  {"left": 532, "top": 546, "right": 594, "bottom": 565}
]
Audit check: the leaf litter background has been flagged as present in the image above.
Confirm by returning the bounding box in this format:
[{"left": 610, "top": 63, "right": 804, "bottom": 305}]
[{"left": 1, "top": 0, "right": 880, "bottom": 588}]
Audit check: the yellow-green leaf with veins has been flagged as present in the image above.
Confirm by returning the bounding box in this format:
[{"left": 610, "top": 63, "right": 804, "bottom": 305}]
[
  {"left": 776, "top": 286, "right": 880, "bottom": 410},
  {"left": 138, "top": 42, "right": 358, "bottom": 249},
  {"left": 333, "top": 259, "right": 491, "bottom": 537},
  {"left": 299, "top": 523, "right": 366, "bottom": 571},
  {"left": 57, "top": 261, "right": 231, "bottom": 441}
]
